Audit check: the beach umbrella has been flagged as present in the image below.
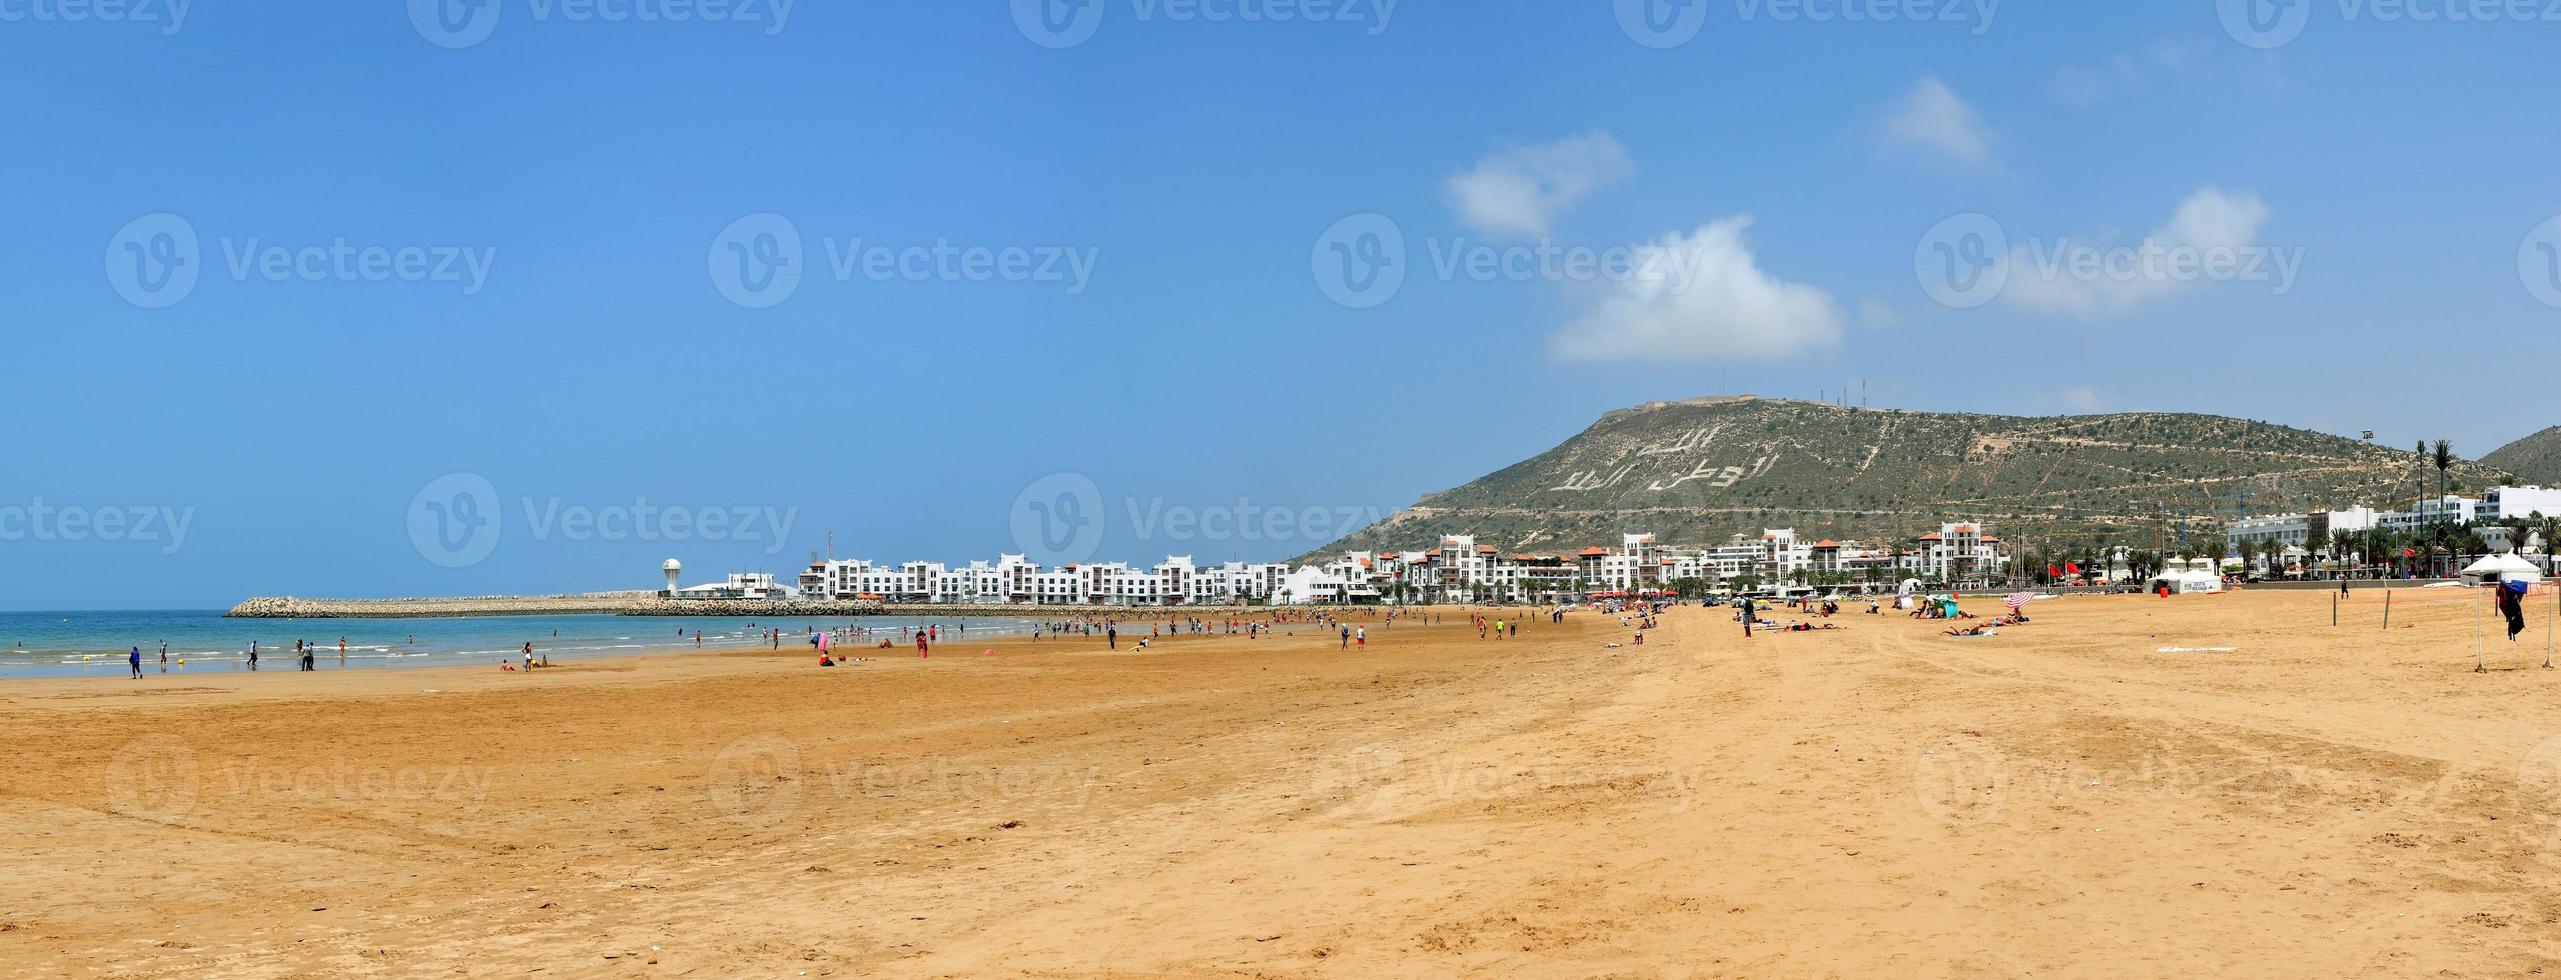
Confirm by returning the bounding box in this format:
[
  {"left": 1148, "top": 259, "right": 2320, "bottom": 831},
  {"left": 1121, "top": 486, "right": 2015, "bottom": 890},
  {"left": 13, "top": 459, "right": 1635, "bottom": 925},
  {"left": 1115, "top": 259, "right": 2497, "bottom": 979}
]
[{"left": 2004, "top": 591, "right": 2036, "bottom": 609}]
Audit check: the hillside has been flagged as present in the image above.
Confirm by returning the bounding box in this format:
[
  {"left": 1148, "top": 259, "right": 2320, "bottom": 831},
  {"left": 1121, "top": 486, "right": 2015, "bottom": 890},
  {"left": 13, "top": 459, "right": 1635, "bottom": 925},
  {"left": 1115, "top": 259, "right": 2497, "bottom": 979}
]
[
  {"left": 2483, "top": 426, "right": 2561, "bottom": 486},
  {"left": 1316, "top": 396, "right": 2514, "bottom": 555}
]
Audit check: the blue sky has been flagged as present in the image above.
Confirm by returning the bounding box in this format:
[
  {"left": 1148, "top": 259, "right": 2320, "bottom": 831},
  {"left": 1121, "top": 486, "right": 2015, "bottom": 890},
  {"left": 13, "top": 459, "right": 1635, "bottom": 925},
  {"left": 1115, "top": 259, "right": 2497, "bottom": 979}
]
[{"left": 5, "top": 1, "right": 2559, "bottom": 608}]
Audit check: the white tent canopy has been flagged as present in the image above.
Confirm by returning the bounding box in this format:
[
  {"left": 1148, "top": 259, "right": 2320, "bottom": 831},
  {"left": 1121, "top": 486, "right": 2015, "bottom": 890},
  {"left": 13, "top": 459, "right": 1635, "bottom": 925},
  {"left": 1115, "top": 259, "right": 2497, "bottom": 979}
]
[
  {"left": 2149, "top": 558, "right": 2224, "bottom": 595},
  {"left": 2461, "top": 552, "right": 2543, "bottom": 584}
]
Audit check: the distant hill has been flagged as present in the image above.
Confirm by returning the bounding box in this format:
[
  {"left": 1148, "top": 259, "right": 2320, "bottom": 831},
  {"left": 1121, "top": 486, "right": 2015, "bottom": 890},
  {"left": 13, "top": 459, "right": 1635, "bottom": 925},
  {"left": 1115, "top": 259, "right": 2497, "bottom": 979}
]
[
  {"left": 1314, "top": 396, "right": 2514, "bottom": 555},
  {"left": 2483, "top": 426, "right": 2561, "bottom": 486}
]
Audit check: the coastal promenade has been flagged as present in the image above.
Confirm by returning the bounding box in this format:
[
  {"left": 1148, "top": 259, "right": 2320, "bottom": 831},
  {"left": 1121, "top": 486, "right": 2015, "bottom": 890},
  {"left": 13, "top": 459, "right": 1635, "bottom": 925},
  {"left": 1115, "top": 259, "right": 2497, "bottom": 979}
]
[{"left": 223, "top": 594, "right": 1272, "bottom": 619}]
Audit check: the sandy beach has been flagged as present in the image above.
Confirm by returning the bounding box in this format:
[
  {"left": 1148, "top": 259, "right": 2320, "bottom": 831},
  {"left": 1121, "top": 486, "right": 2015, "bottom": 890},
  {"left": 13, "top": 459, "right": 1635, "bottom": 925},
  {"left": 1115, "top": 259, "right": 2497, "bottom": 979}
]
[{"left": 9, "top": 590, "right": 2561, "bottom": 977}]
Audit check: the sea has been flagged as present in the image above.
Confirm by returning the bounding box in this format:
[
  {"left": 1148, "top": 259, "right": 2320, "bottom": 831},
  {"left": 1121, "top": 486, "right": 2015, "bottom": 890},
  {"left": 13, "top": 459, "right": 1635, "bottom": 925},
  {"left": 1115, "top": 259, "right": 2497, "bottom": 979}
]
[{"left": 0, "top": 610, "right": 1046, "bottom": 679}]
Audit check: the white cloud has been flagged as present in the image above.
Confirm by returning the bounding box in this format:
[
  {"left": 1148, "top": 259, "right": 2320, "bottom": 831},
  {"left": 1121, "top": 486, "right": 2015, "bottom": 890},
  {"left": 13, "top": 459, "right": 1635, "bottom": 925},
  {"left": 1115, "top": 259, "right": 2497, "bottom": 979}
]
[
  {"left": 1883, "top": 77, "right": 1993, "bottom": 167},
  {"left": 1444, "top": 131, "right": 1635, "bottom": 239},
  {"left": 1858, "top": 298, "right": 1904, "bottom": 328},
  {"left": 2046, "top": 63, "right": 2126, "bottom": 107},
  {"left": 2002, "top": 186, "right": 2275, "bottom": 319},
  {"left": 1551, "top": 217, "right": 1844, "bottom": 362},
  {"left": 2049, "top": 39, "right": 2218, "bottom": 106}
]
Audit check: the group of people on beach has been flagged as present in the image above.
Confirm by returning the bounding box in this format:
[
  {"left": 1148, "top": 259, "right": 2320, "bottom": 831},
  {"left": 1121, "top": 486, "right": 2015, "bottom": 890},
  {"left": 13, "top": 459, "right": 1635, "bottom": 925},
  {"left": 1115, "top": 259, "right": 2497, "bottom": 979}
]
[
  {"left": 1733, "top": 595, "right": 1848, "bottom": 637},
  {"left": 125, "top": 637, "right": 349, "bottom": 678},
  {"left": 796, "top": 605, "right": 1549, "bottom": 669}
]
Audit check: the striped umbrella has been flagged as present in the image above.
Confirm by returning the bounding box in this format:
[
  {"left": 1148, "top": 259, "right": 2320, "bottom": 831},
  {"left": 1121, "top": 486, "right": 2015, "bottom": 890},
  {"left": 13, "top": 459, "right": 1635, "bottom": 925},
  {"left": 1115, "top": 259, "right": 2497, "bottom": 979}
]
[{"left": 2004, "top": 591, "right": 2037, "bottom": 609}]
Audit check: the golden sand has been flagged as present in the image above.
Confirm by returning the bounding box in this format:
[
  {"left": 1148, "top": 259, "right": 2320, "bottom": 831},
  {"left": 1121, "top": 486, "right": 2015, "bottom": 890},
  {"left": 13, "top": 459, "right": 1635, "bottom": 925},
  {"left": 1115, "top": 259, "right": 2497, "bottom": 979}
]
[{"left": 6, "top": 590, "right": 2561, "bottom": 977}]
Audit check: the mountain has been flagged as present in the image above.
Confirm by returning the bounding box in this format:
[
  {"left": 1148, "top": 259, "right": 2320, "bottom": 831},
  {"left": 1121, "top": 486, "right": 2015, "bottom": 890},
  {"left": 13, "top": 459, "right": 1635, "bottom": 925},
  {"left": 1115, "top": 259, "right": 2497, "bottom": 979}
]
[
  {"left": 2483, "top": 426, "right": 2561, "bottom": 486},
  {"left": 1315, "top": 396, "right": 2515, "bottom": 555}
]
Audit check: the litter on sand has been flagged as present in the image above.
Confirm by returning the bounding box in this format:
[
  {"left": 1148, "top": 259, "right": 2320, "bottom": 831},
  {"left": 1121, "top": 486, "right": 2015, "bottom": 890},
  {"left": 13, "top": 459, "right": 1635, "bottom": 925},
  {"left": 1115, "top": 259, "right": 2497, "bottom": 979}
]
[{"left": 2155, "top": 646, "right": 2238, "bottom": 654}]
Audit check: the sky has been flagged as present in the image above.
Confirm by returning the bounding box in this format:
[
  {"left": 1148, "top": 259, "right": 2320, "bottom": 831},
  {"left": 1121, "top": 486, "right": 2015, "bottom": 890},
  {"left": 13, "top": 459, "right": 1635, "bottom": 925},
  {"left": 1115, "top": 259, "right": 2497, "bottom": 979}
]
[{"left": 4, "top": 0, "right": 2560, "bottom": 608}]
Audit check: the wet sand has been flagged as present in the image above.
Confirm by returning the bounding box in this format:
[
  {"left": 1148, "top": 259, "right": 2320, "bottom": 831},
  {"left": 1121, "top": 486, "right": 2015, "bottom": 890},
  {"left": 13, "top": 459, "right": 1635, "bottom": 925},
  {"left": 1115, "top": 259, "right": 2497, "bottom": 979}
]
[{"left": 7, "top": 591, "right": 2561, "bottom": 977}]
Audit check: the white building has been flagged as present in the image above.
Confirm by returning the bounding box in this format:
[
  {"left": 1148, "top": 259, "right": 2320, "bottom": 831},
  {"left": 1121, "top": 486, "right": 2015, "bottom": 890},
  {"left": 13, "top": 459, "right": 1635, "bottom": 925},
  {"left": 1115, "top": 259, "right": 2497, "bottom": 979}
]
[
  {"left": 2484, "top": 486, "right": 2561, "bottom": 523},
  {"left": 671, "top": 572, "right": 796, "bottom": 600},
  {"left": 1902, "top": 523, "right": 2006, "bottom": 584}
]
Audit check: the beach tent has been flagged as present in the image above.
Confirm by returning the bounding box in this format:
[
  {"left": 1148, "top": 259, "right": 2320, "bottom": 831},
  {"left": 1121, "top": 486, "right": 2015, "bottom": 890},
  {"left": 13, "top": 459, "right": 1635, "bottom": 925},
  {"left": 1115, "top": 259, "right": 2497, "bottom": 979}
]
[
  {"left": 2146, "top": 566, "right": 2224, "bottom": 595},
  {"left": 2460, "top": 552, "right": 2543, "bottom": 585}
]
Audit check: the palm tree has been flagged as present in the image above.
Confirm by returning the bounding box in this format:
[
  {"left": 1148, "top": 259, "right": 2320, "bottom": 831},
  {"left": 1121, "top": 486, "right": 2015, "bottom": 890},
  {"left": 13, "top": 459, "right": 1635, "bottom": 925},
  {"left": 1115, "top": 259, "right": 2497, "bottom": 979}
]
[
  {"left": 2542, "top": 513, "right": 2561, "bottom": 574},
  {"left": 2433, "top": 439, "right": 2456, "bottom": 499}
]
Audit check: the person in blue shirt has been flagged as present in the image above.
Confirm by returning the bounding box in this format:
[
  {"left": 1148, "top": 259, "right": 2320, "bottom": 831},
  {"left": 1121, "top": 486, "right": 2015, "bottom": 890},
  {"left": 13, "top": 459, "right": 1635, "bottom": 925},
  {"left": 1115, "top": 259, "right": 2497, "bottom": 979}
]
[{"left": 128, "top": 646, "right": 142, "bottom": 679}]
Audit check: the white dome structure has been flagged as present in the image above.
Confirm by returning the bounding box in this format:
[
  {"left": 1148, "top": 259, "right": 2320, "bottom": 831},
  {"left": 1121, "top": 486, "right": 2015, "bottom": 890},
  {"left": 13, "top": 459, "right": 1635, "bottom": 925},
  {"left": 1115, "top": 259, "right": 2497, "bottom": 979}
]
[{"left": 663, "top": 559, "right": 683, "bottom": 595}]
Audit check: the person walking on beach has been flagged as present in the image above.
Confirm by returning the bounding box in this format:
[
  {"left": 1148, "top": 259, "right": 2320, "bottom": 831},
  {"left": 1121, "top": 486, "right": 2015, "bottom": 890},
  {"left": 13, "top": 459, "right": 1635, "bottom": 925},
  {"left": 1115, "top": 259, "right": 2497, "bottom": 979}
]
[
  {"left": 248, "top": 641, "right": 259, "bottom": 671},
  {"left": 1108, "top": 625, "right": 1118, "bottom": 650},
  {"left": 1738, "top": 596, "right": 1757, "bottom": 638},
  {"left": 129, "top": 646, "right": 142, "bottom": 679},
  {"left": 158, "top": 641, "right": 168, "bottom": 672},
  {"left": 1355, "top": 625, "right": 1366, "bottom": 647},
  {"left": 1340, "top": 625, "right": 1350, "bottom": 650}
]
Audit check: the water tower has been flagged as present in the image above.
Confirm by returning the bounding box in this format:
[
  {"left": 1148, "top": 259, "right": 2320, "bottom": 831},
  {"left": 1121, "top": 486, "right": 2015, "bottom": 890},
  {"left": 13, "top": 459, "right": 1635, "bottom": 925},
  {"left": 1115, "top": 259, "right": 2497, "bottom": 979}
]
[{"left": 662, "top": 558, "right": 683, "bottom": 596}]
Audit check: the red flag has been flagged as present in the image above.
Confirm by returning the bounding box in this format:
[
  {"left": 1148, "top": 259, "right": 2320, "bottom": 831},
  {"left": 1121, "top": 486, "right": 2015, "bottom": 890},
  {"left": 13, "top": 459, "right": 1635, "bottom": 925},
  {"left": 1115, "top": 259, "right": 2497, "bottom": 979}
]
[
  {"left": 2065, "top": 561, "right": 2081, "bottom": 575},
  {"left": 2403, "top": 547, "right": 2417, "bottom": 558},
  {"left": 2048, "top": 565, "right": 2061, "bottom": 577}
]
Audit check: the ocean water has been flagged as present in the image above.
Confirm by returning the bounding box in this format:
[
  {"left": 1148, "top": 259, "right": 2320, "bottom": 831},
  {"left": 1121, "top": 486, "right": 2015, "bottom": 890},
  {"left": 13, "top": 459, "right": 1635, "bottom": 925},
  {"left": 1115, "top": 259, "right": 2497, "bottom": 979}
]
[{"left": 0, "top": 610, "right": 1042, "bottom": 679}]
